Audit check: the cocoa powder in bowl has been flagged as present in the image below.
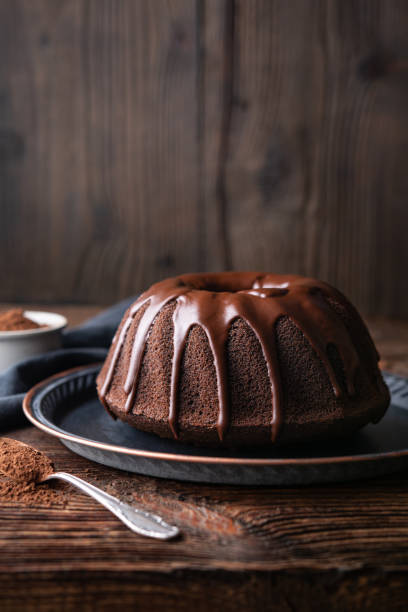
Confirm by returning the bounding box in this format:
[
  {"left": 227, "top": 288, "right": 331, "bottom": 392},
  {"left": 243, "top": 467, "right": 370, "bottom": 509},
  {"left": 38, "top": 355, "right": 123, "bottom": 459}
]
[
  {"left": 0, "top": 309, "right": 43, "bottom": 332},
  {"left": 0, "top": 438, "right": 66, "bottom": 507}
]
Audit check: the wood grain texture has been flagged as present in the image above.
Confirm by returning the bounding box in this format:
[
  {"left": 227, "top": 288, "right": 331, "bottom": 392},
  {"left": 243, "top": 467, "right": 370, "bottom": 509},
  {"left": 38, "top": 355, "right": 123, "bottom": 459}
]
[
  {"left": 1, "top": 572, "right": 407, "bottom": 612},
  {"left": 223, "top": 0, "right": 408, "bottom": 317},
  {"left": 0, "top": 0, "right": 201, "bottom": 303},
  {"left": 0, "top": 1, "right": 407, "bottom": 315},
  {"left": 0, "top": 309, "right": 407, "bottom": 610}
]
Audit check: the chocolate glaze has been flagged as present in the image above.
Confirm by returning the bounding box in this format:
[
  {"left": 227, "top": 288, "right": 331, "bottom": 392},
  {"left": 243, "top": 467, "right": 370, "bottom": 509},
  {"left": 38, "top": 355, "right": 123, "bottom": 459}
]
[{"left": 99, "top": 272, "right": 379, "bottom": 442}]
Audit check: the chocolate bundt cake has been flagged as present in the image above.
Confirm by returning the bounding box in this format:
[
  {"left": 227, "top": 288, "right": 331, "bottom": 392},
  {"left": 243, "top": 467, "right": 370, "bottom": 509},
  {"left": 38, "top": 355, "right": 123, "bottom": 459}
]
[{"left": 97, "top": 272, "right": 390, "bottom": 447}]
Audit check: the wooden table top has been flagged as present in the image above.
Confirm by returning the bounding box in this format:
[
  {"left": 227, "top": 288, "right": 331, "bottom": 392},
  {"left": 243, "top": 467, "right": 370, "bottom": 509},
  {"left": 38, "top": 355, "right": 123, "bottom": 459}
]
[{"left": 0, "top": 306, "right": 408, "bottom": 611}]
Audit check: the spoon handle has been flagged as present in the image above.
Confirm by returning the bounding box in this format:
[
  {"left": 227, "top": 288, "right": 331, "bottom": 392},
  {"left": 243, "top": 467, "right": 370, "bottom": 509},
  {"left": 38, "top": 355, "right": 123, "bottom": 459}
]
[{"left": 45, "top": 472, "right": 179, "bottom": 540}]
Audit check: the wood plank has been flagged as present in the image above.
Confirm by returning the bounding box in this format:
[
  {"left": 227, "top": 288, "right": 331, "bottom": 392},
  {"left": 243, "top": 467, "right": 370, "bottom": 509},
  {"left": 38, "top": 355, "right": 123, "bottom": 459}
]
[
  {"left": 0, "top": 0, "right": 87, "bottom": 302},
  {"left": 0, "top": 570, "right": 407, "bottom": 612},
  {"left": 0, "top": 0, "right": 200, "bottom": 304},
  {"left": 80, "top": 0, "right": 201, "bottom": 300},
  {"left": 200, "top": 0, "right": 229, "bottom": 270},
  {"left": 223, "top": 0, "right": 323, "bottom": 277},
  {"left": 310, "top": 0, "right": 408, "bottom": 318},
  {"left": 223, "top": 0, "right": 408, "bottom": 317}
]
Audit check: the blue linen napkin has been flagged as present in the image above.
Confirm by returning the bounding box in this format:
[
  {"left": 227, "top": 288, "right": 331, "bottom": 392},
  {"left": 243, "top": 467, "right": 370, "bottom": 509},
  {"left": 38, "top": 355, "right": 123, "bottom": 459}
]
[{"left": 0, "top": 297, "right": 135, "bottom": 431}]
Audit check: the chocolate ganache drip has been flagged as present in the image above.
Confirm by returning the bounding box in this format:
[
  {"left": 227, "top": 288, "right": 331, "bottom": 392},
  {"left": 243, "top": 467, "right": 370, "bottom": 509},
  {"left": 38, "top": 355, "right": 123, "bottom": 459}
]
[{"left": 100, "top": 272, "right": 376, "bottom": 442}]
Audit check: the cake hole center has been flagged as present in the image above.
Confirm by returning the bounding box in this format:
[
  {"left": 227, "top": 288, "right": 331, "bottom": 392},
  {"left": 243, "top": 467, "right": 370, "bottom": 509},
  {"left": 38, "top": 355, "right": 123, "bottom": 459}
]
[
  {"left": 244, "top": 288, "right": 289, "bottom": 298},
  {"left": 203, "top": 285, "right": 240, "bottom": 293}
]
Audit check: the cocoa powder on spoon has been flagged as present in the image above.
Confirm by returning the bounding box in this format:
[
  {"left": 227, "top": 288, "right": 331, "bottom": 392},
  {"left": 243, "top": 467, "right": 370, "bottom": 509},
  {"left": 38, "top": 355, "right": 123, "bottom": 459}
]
[{"left": 0, "top": 438, "right": 66, "bottom": 507}]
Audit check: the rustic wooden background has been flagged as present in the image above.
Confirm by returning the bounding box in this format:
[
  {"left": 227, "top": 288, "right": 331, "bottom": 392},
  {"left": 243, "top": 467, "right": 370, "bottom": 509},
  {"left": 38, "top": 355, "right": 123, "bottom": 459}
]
[{"left": 0, "top": 0, "right": 407, "bottom": 316}]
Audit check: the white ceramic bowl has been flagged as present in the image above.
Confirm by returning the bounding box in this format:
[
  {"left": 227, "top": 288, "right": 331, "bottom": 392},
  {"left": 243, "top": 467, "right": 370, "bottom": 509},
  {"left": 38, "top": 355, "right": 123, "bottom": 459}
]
[{"left": 0, "top": 310, "right": 67, "bottom": 372}]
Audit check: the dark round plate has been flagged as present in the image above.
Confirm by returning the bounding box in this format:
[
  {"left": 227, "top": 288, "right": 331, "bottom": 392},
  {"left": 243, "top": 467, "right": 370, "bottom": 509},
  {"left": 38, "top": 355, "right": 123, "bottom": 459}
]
[{"left": 23, "top": 364, "right": 408, "bottom": 485}]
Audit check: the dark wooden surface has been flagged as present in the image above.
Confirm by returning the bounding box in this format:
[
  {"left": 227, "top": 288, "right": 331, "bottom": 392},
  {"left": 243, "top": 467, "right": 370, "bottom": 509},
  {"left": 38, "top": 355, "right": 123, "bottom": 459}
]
[
  {"left": 0, "top": 0, "right": 407, "bottom": 316},
  {"left": 0, "top": 306, "right": 408, "bottom": 610}
]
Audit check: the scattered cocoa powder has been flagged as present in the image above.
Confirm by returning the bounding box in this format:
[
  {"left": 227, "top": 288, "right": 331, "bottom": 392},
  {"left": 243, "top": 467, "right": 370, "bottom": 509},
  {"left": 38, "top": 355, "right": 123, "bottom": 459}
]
[
  {"left": 0, "top": 308, "right": 43, "bottom": 331},
  {"left": 0, "top": 478, "right": 66, "bottom": 507},
  {"left": 0, "top": 438, "right": 66, "bottom": 507}
]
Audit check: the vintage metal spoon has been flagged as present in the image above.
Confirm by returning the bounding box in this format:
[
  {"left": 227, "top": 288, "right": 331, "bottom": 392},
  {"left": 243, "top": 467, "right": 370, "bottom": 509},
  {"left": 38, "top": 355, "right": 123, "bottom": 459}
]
[
  {"left": 0, "top": 437, "right": 179, "bottom": 540},
  {"left": 42, "top": 471, "right": 179, "bottom": 539}
]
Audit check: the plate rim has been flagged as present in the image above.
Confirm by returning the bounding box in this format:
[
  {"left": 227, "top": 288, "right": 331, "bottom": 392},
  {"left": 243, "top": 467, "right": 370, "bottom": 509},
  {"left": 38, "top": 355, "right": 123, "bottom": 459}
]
[{"left": 23, "top": 364, "right": 408, "bottom": 468}]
